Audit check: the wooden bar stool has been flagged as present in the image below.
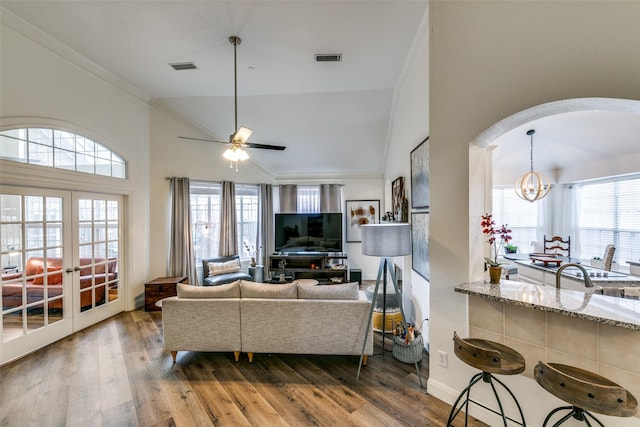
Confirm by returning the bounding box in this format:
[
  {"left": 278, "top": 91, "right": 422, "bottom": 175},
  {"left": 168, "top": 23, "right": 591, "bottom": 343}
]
[
  {"left": 534, "top": 361, "right": 638, "bottom": 426},
  {"left": 447, "top": 331, "right": 526, "bottom": 427}
]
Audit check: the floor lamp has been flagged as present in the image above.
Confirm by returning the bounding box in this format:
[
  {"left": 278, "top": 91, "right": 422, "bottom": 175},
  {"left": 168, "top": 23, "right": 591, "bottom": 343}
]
[{"left": 357, "top": 223, "right": 411, "bottom": 380}]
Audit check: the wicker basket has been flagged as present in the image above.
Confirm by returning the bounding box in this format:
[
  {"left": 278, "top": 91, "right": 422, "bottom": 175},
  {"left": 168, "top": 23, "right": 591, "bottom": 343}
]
[{"left": 392, "top": 332, "right": 424, "bottom": 364}]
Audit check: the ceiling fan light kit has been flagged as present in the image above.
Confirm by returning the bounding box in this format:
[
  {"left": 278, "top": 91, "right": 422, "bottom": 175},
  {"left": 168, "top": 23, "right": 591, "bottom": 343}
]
[
  {"left": 514, "top": 129, "right": 551, "bottom": 202},
  {"left": 178, "top": 35, "right": 286, "bottom": 171}
]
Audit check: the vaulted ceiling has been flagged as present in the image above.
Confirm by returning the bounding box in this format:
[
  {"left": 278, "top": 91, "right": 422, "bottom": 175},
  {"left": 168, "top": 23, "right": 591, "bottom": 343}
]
[
  {"left": 2, "top": 1, "right": 639, "bottom": 181},
  {"left": 1, "top": 1, "right": 428, "bottom": 179}
]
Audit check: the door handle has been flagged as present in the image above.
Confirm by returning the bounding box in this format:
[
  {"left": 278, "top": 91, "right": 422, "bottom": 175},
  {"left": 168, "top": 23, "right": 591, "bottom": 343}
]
[
  {"left": 74, "top": 266, "right": 81, "bottom": 271},
  {"left": 65, "top": 267, "right": 74, "bottom": 273}
]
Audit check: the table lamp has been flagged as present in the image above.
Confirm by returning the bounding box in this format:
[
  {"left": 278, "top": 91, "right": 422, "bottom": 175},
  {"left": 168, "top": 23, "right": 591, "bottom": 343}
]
[{"left": 357, "top": 223, "right": 411, "bottom": 380}]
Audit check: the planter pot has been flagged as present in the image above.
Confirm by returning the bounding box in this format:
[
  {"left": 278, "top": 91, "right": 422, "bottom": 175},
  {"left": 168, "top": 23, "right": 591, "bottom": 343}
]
[{"left": 488, "top": 266, "right": 503, "bottom": 284}]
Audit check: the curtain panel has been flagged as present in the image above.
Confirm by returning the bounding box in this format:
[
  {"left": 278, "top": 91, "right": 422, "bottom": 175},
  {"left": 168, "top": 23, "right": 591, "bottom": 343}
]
[
  {"left": 320, "top": 183, "right": 341, "bottom": 213},
  {"left": 219, "top": 181, "right": 238, "bottom": 256},
  {"left": 168, "top": 177, "right": 197, "bottom": 285},
  {"left": 259, "top": 184, "right": 274, "bottom": 275},
  {"left": 279, "top": 184, "right": 297, "bottom": 213}
]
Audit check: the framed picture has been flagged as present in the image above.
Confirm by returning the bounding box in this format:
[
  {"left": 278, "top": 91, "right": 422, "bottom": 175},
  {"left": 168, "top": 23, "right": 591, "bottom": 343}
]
[
  {"left": 411, "top": 212, "right": 429, "bottom": 281},
  {"left": 411, "top": 137, "right": 429, "bottom": 209},
  {"left": 391, "top": 176, "right": 404, "bottom": 221},
  {"left": 345, "top": 200, "right": 380, "bottom": 242}
]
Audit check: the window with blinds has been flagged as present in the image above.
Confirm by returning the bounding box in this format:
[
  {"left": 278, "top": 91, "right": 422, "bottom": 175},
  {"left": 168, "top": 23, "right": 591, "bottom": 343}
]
[
  {"left": 189, "top": 181, "right": 259, "bottom": 264},
  {"left": 492, "top": 186, "right": 539, "bottom": 253},
  {"left": 577, "top": 177, "right": 640, "bottom": 264}
]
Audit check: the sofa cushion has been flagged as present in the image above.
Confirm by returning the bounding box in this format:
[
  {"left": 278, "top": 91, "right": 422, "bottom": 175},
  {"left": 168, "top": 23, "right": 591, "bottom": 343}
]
[
  {"left": 177, "top": 281, "right": 240, "bottom": 299},
  {"left": 240, "top": 280, "right": 297, "bottom": 299},
  {"left": 204, "top": 271, "right": 252, "bottom": 286},
  {"left": 32, "top": 265, "right": 63, "bottom": 285},
  {"left": 208, "top": 259, "right": 241, "bottom": 277},
  {"left": 298, "top": 282, "right": 359, "bottom": 300}
]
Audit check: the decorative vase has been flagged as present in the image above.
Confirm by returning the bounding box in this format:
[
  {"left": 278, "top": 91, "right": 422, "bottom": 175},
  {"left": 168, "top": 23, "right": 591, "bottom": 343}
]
[
  {"left": 250, "top": 257, "right": 256, "bottom": 267},
  {"left": 489, "top": 266, "right": 503, "bottom": 284}
]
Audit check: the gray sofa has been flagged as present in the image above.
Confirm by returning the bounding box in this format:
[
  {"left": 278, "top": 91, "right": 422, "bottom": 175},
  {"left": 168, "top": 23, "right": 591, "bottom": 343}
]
[
  {"left": 202, "top": 255, "right": 252, "bottom": 286},
  {"left": 162, "top": 280, "right": 374, "bottom": 364}
]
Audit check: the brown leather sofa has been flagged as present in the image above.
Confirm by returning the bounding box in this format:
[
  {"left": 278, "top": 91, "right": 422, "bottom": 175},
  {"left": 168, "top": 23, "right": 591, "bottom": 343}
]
[{"left": 1, "top": 257, "right": 117, "bottom": 309}]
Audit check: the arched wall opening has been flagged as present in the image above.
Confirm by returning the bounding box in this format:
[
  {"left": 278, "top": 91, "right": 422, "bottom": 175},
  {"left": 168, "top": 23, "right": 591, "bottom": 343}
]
[{"left": 468, "top": 97, "right": 640, "bottom": 281}]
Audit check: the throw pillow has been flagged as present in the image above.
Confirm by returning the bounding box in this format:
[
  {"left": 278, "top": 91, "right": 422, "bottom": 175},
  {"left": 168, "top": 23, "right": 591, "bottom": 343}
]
[
  {"left": 32, "top": 265, "right": 63, "bottom": 285},
  {"left": 291, "top": 278, "right": 319, "bottom": 286},
  {"left": 298, "top": 282, "right": 359, "bottom": 300},
  {"left": 177, "top": 281, "right": 240, "bottom": 299},
  {"left": 240, "top": 280, "right": 297, "bottom": 299},
  {"left": 208, "top": 259, "right": 241, "bottom": 277}
]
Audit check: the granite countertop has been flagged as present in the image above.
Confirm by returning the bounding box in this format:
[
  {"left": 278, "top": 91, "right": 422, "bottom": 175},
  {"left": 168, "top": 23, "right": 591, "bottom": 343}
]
[
  {"left": 514, "top": 259, "right": 640, "bottom": 286},
  {"left": 455, "top": 280, "right": 640, "bottom": 331}
]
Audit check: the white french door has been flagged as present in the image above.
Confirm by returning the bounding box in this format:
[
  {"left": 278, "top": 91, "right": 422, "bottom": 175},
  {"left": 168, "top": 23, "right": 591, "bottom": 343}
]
[{"left": 0, "top": 187, "right": 123, "bottom": 364}]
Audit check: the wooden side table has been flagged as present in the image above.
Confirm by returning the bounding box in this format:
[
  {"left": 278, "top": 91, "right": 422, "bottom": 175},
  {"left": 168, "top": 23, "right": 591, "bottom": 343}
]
[{"left": 144, "top": 276, "right": 187, "bottom": 311}]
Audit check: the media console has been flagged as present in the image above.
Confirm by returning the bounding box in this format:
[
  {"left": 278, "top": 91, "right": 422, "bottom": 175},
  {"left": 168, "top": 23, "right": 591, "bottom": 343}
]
[{"left": 268, "top": 253, "right": 348, "bottom": 284}]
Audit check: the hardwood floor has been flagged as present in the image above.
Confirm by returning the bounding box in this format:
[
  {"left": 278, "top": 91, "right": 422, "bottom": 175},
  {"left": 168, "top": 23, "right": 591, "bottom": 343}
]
[{"left": 0, "top": 309, "right": 488, "bottom": 427}]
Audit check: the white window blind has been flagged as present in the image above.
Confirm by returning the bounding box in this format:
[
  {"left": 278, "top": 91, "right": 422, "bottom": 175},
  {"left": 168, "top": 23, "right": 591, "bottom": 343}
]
[
  {"left": 190, "top": 181, "right": 260, "bottom": 264},
  {"left": 297, "top": 185, "right": 320, "bottom": 213},
  {"left": 190, "top": 181, "right": 221, "bottom": 264},
  {"left": 492, "top": 186, "right": 539, "bottom": 253},
  {"left": 577, "top": 177, "right": 640, "bottom": 264},
  {"left": 235, "top": 184, "right": 259, "bottom": 258}
]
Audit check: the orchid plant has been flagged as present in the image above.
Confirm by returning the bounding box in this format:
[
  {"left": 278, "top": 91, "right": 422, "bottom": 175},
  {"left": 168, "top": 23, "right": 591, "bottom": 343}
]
[{"left": 481, "top": 213, "right": 512, "bottom": 267}]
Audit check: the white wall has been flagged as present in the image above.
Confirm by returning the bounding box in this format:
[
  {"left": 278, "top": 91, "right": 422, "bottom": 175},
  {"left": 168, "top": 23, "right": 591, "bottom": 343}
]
[
  {"left": 384, "top": 11, "right": 429, "bottom": 333},
  {"left": 340, "top": 178, "right": 385, "bottom": 278},
  {"left": 429, "top": 1, "right": 640, "bottom": 425},
  {"left": 0, "top": 17, "right": 151, "bottom": 310}
]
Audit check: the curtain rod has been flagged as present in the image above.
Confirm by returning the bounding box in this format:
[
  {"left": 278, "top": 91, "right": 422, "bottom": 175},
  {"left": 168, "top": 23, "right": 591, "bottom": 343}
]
[{"left": 164, "top": 177, "right": 344, "bottom": 187}]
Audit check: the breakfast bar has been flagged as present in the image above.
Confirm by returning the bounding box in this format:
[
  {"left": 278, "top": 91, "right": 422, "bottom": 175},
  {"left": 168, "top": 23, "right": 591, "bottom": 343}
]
[{"left": 454, "top": 279, "right": 640, "bottom": 423}]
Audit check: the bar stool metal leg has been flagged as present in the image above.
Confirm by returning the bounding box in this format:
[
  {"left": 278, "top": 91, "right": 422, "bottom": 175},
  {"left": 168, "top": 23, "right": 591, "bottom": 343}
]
[
  {"left": 542, "top": 406, "right": 605, "bottom": 427},
  {"left": 446, "top": 371, "right": 526, "bottom": 427}
]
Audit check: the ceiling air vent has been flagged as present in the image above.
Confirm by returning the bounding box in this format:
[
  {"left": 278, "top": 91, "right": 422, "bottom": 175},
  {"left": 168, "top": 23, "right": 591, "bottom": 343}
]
[
  {"left": 315, "top": 54, "right": 342, "bottom": 62},
  {"left": 169, "top": 62, "right": 197, "bottom": 70}
]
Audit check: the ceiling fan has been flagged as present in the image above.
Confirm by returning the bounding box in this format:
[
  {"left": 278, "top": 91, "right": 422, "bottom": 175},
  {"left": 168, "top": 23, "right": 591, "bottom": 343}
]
[{"left": 179, "top": 36, "right": 286, "bottom": 164}]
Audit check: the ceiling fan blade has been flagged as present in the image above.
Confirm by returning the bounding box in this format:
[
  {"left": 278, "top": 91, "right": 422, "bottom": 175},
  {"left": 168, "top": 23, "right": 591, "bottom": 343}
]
[
  {"left": 178, "top": 136, "right": 227, "bottom": 144},
  {"left": 244, "top": 142, "right": 287, "bottom": 151}
]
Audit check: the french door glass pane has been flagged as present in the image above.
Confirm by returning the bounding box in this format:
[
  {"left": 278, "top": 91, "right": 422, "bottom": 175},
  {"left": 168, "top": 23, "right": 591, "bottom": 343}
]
[
  {"left": 1, "top": 194, "right": 22, "bottom": 221},
  {"left": 25, "top": 196, "right": 43, "bottom": 222}
]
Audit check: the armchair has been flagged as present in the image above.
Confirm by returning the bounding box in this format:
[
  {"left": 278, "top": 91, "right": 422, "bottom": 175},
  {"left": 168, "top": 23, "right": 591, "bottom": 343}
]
[{"left": 201, "top": 255, "right": 252, "bottom": 286}]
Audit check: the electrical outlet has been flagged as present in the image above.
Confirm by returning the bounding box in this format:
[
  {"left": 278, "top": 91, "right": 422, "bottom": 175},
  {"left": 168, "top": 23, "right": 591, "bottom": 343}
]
[{"left": 438, "top": 350, "right": 448, "bottom": 368}]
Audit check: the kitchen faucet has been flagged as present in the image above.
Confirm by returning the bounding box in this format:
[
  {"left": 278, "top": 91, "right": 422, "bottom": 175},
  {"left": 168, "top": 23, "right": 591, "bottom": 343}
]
[{"left": 555, "top": 263, "right": 595, "bottom": 289}]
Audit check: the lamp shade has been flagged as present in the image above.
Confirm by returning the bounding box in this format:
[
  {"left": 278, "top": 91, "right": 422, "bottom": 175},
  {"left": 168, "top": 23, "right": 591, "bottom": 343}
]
[{"left": 361, "top": 223, "right": 411, "bottom": 257}]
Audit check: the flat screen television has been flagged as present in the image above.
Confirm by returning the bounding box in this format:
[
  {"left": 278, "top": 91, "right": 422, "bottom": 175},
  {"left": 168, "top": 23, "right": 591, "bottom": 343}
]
[{"left": 274, "top": 213, "right": 343, "bottom": 253}]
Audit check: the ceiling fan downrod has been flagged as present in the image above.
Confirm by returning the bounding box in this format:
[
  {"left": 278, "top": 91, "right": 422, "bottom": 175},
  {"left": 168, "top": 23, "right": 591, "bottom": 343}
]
[{"left": 229, "top": 36, "right": 241, "bottom": 137}]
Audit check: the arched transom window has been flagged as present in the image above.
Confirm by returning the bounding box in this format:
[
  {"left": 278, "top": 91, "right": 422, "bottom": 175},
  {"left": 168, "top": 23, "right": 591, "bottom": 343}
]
[{"left": 0, "top": 128, "right": 126, "bottom": 179}]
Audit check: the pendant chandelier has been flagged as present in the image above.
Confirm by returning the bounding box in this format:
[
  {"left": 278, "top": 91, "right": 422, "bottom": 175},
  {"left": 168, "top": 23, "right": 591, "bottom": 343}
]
[{"left": 514, "top": 129, "right": 551, "bottom": 202}]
